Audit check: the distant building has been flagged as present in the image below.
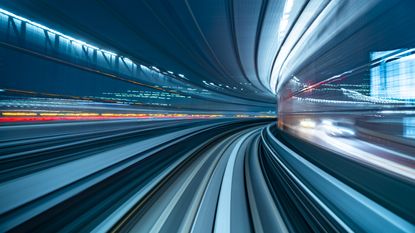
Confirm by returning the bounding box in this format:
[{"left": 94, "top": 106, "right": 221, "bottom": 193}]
[{"left": 370, "top": 49, "right": 415, "bottom": 101}]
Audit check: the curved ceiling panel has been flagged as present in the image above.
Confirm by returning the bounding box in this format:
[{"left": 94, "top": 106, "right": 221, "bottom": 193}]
[{"left": 1, "top": 0, "right": 401, "bottom": 103}]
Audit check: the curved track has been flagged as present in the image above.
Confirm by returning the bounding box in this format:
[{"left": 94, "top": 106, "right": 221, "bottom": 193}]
[{"left": 0, "top": 119, "right": 413, "bottom": 232}]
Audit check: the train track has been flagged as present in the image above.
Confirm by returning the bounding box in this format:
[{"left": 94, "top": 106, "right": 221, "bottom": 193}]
[{"left": 0, "top": 119, "right": 413, "bottom": 232}]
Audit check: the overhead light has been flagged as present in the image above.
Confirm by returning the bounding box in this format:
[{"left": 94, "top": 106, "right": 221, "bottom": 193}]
[
  {"left": 0, "top": 8, "right": 118, "bottom": 57},
  {"left": 151, "top": 66, "right": 160, "bottom": 72},
  {"left": 278, "top": 0, "right": 294, "bottom": 41},
  {"left": 0, "top": 8, "right": 183, "bottom": 79}
]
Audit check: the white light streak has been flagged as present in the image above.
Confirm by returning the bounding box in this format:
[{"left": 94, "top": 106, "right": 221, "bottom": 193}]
[{"left": 0, "top": 8, "right": 186, "bottom": 81}]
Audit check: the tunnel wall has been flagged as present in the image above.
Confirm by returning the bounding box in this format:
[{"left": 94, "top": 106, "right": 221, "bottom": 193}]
[{"left": 0, "top": 10, "right": 273, "bottom": 113}]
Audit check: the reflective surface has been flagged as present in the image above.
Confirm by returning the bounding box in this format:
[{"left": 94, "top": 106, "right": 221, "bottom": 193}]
[
  {"left": 0, "top": 0, "right": 415, "bottom": 232},
  {"left": 278, "top": 1, "right": 415, "bottom": 184}
]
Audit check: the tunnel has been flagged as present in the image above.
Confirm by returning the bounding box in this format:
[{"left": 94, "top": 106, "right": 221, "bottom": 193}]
[{"left": 0, "top": 0, "right": 414, "bottom": 232}]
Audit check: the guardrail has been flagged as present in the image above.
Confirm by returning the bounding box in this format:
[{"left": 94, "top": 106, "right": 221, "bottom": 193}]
[{"left": 260, "top": 125, "right": 415, "bottom": 232}]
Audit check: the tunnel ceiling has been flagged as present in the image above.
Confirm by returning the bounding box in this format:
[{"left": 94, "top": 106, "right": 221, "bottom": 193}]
[
  {"left": 0, "top": 0, "right": 386, "bottom": 103},
  {"left": 1, "top": 0, "right": 284, "bottom": 103}
]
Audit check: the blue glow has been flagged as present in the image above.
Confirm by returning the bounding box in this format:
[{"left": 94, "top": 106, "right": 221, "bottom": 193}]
[
  {"left": 370, "top": 49, "right": 415, "bottom": 101},
  {"left": 151, "top": 66, "right": 160, "bottom": 72},
  {"left": 0, "top": 8, "right": 181, "bottom": 79},
  {"left": 404, "top": 117, "right": 415, "bottom": 139}
]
